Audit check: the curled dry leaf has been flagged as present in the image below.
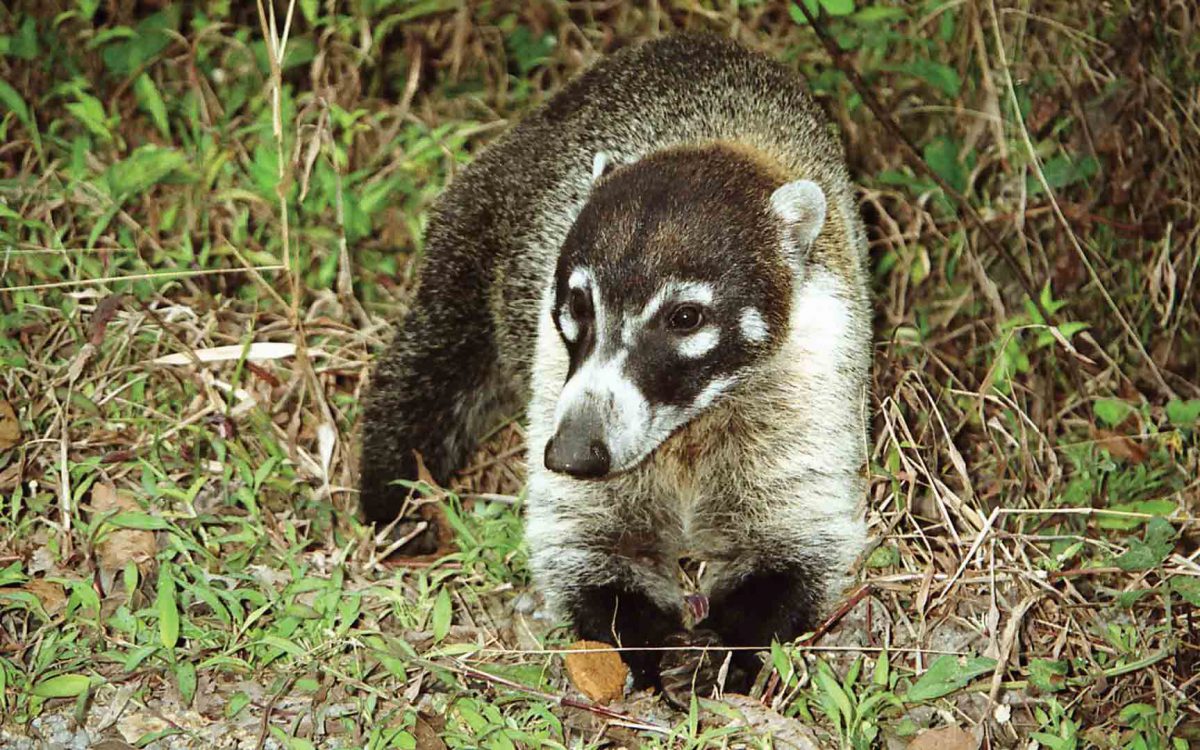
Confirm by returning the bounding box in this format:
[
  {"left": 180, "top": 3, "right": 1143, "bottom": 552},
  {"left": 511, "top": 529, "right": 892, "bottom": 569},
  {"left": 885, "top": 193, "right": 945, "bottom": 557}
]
[
  {"left": 89, "top": 740, "right": 138, "bottom": 750},
  {"left": 1092, "top": 428, "right": 1149, "bottom": 464},
  {"left": 0, "top": 457, "right": 23, "bottom": 490},
  {"left": 23, "top": 579, "right": 67, "bottom": 617},
  {"left": 89, "top": 293, "right": 126, "bottom": 346},
  {"left": 0, "top": 399, "right": 21, "bottom": 450},
  {"left": 564, "top": 639, "right": 629, "bottom": 705},
  {"left": 907, "top": 725, "right": 980, "bottom": 750},
  {"left": 92, "top": 483, "right": 158, "bottom": 574},
  {"left": 717, "top": 694, "right": 821, "bottom": 749},
  {"left": 413, "top": 711, "right": 448, "bottom": 750}
]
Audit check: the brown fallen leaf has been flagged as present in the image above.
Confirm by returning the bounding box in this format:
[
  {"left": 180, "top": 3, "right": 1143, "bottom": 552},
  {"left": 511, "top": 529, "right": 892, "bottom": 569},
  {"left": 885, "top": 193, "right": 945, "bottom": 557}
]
[
  {"left": 717, "top": 694, "right": 822, "bottom": 749},
  {"left": 564, "top": 639, "right": 628, "bottom": 705},
  {"left": 907, "top": 725, "right": 980, "bottom": 750},
  {"left": 0, "top": 400, "right": 21, "bottom": 451},
  {"left": 22, "top": 579, "right": 67, "bottom": 617},
  {"left": 1092, "top": 428, "right": 1149, "bottom": 464},
  {"left": 88, "top": 740, "right": 138, "bottom": 750},
  {"left": 0, "top": 456, "right": 23, "bottom": 490},
  {"left": 89, "top": 293, "right": 126, "bottom": 346},
  {"left": 92, "top": 483, "right": 157, "bottom": 574},
  {"left": 413, "top": 711, "right": 448, "bottom": 750}
]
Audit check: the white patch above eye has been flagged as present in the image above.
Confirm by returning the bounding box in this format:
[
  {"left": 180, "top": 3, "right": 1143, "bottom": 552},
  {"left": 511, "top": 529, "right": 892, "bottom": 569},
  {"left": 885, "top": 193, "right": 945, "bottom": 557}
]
[
  {"left": 739, "top": 308, "right": 769, "bottom": 344},
  {"left": 564, "top": 266, "right": 608, "bottom": 341},
  {"left": 677, "top": 326, "right": 720, "bottom": 359},
  {"left": 770, "top": 179, "right": 827, "bottom": 257},
  {"left": 568, "top": 267, "right": 592, "bottom": 291},
  {"left": 673, "top": 281, "right": 714, "bottom": 306},
  {"left": 561, "top": 267, "right": 594, "bottom": 343}
]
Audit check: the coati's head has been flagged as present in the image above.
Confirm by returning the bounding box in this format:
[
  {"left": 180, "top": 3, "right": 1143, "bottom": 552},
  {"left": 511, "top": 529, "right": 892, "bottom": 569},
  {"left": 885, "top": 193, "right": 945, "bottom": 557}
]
[{"left": 543, "top": 143, "right": 828, "bottom": 479}]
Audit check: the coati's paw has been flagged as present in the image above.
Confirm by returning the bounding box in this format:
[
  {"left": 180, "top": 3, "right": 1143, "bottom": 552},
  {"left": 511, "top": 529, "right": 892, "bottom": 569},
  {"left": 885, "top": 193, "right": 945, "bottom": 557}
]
[
  {"left": 658, "top": 628, "right": 729, "bottom": 709},
  {"left": 381, "top": 518, "right": 444, "bottom": 556},
  {"left": 374, "top": 501, "right": 454, "bottom": 559}
]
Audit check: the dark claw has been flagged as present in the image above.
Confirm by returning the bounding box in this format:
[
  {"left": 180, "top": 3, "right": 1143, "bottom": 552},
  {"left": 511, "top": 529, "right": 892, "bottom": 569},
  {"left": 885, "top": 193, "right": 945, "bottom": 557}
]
[
  {"left": 658, "top": 629, "right": 729, "bottom": 709},
  {"left": 684, "top": 592, "right": 710, "bottom": 627}
]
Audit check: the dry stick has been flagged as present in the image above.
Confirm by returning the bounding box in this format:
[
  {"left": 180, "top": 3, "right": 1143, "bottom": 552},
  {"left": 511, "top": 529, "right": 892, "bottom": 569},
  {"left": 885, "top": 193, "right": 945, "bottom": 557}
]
[
  {"left": 255, "top": 671, "right": 300, "bottom": 750},
  {"left": 801, "top": 584, "right": 873, "bottom": 645},
  {"left": 0, "top": 265, "right": 285, "bottom": 293},
  {"left": 55, "top": 390, "right": 72, "bottom": 551},
  {"left": 327, "top": 126, "right": 372, "bottom": 330},
  {"left": 792, "top": 2, "right": 1090, "bottom": 400},
  {"left": 980, "top": 0, "right": 1176, "bottom": 400},
  {"left": 986, "top": 594, "right": 1039, "bottom": 708},
  {"left": 415, "top": 656, "right": 669, "bottom": 734}
]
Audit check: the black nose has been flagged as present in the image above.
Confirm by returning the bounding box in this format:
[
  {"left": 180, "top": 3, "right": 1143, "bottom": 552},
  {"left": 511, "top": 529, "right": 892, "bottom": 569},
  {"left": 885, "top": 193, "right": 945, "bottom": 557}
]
[{"left": 544, "top": 433, "right": 611, "bottom": 478}]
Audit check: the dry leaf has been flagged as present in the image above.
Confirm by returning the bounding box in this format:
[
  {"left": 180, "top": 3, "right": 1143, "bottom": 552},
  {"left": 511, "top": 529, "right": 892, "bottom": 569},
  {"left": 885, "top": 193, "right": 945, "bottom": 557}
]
[
  {"left": 1092, "top": 428, "right": 1149, "bottom": 464},
  {"left": 90, "top": 293, "right": 126, "bottom": 346},
  {"left": 0, "top": 400, "right": 21, "bottom": 450},
  {"left": 92, "top": 483, "right": 157, "bottom": 573},
  {"left": 317, "top": 421, "right": 336, "bottom": 480},
  {"left": 66, "top": 342, "right": 97, "bottom": 383},
  {"left": 0, "top": 457, "right": 23, "bottom": 490},
  {"left": 717, "top": 694, "right": 821, "bottom": 749},
  {"left": 88, "top": 740, "right": 137, "bottom": 750},
  {"left": 907, "top": 725, "right": 980, "bottom": 750},
  {"left": 564, "top": 639, "right": 628, "bottom": 705},
  {"left": 413, "top": 711, "right": 448, "bottom": 750},
  {"left": 23, "top": 579, "right": 67, "bottom": 617}
]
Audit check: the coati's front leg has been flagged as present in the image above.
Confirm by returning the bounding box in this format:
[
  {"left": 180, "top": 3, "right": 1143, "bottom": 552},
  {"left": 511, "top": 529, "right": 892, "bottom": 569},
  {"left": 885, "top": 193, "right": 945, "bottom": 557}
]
[
  {"left": 564, "top": 576, "right": 735, "bottom": 707},
  {"left": 649, "top": 558, "right": 829, "bottom": 703},
  {"left": 566, "top": 581, "right": 684, "bottom": 689},
  {"left": 702, "top": 559, "right": 827, "bottom": 693},
  {"left": 656, "top": 628, "right": 729, "bottom": 707}
]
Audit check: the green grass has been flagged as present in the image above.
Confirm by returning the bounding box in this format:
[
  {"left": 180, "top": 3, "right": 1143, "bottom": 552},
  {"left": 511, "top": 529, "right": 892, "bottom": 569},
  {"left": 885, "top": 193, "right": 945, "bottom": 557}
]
[{"left": 2, "top": 0, "right": 1199, "bottom": 747}]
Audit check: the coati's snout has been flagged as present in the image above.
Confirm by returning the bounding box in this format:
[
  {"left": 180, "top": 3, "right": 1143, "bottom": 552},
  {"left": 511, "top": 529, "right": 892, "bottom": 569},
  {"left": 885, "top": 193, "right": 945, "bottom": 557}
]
[
  {"left": 543, "top": 409, "right": 612, "bottom": 478},
  {"left": 543, "top": 144, "right": 830, "bottom": 478}
]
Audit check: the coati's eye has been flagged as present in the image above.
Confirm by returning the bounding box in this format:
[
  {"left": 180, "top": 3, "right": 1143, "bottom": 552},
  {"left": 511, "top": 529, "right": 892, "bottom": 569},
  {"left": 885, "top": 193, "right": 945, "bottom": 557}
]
[
  {"left": 667, "top": 304, "right": 704, "bottom": 333},
  {"left": 568, "top": 287, "right": 592, "bottom": 321}
]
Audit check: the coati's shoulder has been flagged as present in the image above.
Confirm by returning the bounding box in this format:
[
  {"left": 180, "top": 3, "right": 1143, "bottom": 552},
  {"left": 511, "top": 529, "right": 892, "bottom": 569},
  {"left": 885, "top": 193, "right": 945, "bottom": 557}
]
[{"left": 434, "top": 32, "right": 856, "bottom": 238}]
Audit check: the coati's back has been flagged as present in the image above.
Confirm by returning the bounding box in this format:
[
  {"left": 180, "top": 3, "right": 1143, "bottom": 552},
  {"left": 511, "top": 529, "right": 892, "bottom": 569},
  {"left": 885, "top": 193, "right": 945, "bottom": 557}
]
[{"left": 359, "top": 33, "right": 871, "bottom": 703}]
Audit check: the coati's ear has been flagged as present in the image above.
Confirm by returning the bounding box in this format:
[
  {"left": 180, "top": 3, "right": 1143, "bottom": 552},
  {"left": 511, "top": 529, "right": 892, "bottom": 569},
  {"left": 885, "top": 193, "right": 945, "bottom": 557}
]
[
  {"left": 769, "top": 179, "right": 827, "bottom": 259},
  {"left": 591, "top": 151, "right": 617, "bottom": 183}
]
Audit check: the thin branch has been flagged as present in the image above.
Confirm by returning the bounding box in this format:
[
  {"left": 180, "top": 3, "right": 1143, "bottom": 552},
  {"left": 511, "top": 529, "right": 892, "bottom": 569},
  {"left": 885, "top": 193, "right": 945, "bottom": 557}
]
[{"left": 0, "top": 266, "right": 285, "bottom": 293}]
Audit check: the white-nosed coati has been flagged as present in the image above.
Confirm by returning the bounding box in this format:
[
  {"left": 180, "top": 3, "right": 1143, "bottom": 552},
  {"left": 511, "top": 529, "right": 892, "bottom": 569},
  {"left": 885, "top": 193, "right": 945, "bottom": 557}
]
[{"left": 359, "top": 32, "right": 872, "bottom": 706}]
